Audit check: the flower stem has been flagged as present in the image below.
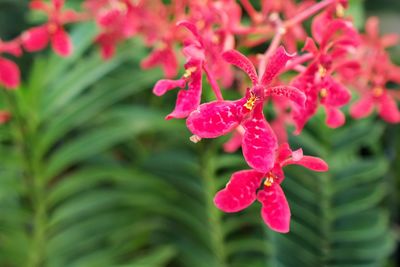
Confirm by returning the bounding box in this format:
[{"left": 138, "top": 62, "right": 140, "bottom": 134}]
[
  {"left": 284, "top": 0, "right": 336, "bottom": 28},
  {"left": 240, "top": 0, "right": 261, "bottom": 23},
  {"left": 201, "top": 144, "right": 227, "bottom": 267},
  {"left": 203, "top": 64, "right": 224, "bottom": 101},
  {"left": 258, "top": 14, "right": 284, "bottom": 77}
]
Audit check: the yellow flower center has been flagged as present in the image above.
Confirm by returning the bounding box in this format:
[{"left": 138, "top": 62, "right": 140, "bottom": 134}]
[
  {"left": 244, "top": 91, "right": 258, "bottom": 110},
  {"left": 47, "top": 23, "right": 58, "bottom": 34},
  {"left": 320, "top": 88, "right": 328, "bottom": 98},
  {"left": 372, "top": 87, "right": 384, "bottom": 97},
  {"left": 336, "top": 4, "right": 345, "bottom": 18},
  {"left": 264, "top": 172, "right": 275, "bottom": 187},
  {"left": 183, "top": 67, "right": 197, "bottom": 78},
  {"left": 318, "top": 65, "right": 327, "bottom": 78}
]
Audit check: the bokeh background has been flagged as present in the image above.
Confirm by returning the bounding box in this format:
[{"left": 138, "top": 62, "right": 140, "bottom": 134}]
[{"left": 0, "top": 0, "right": 399, "bottom": 266}]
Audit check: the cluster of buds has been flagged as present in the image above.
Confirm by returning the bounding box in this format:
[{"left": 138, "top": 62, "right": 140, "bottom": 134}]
[{"left": 0, "top": 0, "right": 399, "bottom": 232}]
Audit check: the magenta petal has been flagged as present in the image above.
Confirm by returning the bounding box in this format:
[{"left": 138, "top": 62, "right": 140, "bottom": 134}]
[
  {"left": 0, "top": 58, "right": 20, "bottom": 89},
  {"left": 285, "top": 156, "right": 329, "bottom": 172},
  {"left": 22, "top": 26, "right": 49, "bottom": 52},
  {"left": 214, "top": 170, "right": 264, "bottom": 212},
  {"left": 242, "top": 104, "right": 278, "bottom": 172},
  {"left": 325, "top": 107, "right": 345, "bottom": 128},
  {"left": 378, "top": 93, "right": 400, "bottom": 123},
  {"left": 51, "top": 28, "right": 72, "bottom": 57},
  {"left": 153, "top": 79, "right": 186, "bottom": 96},
  {"left": 350, "top": 96, "right": 374, "bottom": 119},
  {"left": 260, "top": 46, "right": 294, "bottom": 87},
  {"left": 222, "top": 49, "right": 258, "bottom": 85},
  {"left": 302, "top": 37, "right": 319, "bottom": 55},
  {"left": 166, "top": 67, "right": 202, "bottom": 120},
  {"left": 141, "top": 47, "right": 178, "bottom": 78},
  {"left": 323, "top": 77, "right": 351, "bottom": 107},
  {"left": 177, "top": 20, "right": 201, "bottom": 41},
  {"left": 257, "top": 184, "right": 291, "bottom": 233},
  {"left": 366, "top": 16, "right": 379, "bottom": 40},
  {"left": 186, "top": 98, "right": 247, "bottom": 138},
  {"left": 266, "top": 85, "right": 306, "bottom": 107}
]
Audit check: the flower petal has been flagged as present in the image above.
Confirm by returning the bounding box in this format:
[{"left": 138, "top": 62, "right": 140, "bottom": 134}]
[
  {"left": 186, "top": 98, "right": 248, "bottom": 138},
  {"left": 265, "top": 85, "right": 305, "bottom": 107},
  {"left": 284, "top": 156, "right": 329, "bottom": 171},
  {"left": 141, "top": 47, "right": 178, "bottom": 78},
  {"left": 349, "top": 95, "right": 374, "bottom": 119},
  {"left": 260, "top": 46, "right": 294, "bottom": 87},
  {"left": 257, "top": 184, "right": 291, "bottom": 233},
  {"left": 22, "top": 26, "right": 49, "bottom": 52},
  {"left": 0, "top": 58, "right": 20, "bottom": 89},
  {"left": 378, "top": 93, "right": 400, "bottom": 123},
  {"left": 366, "top": 16, "right": 379, "bottom": 40},
  {"left": 166, "top": 65, "right": 202, "bottom": 120},
  {"left": 322, "top": 77, "right": 351, "bottom": 107},
  {"left": 153, "top": 79, "right": 186, "bottom": 96},
  {"left": 214, "top": 170, "right": 264, "bottom": 212},
  {"left": 302, "top": 37, "right": 319, "bottom": 55},
  {"left": 51, "top": 28, "right": 72, "bottom": 57},
  {"left": 242, "top": 104, "right": 278, "bottom": 172},
  {"left": 325, "top": 107, "right": 346, "bottom": 128},
  {"left": 222, "top": 49, "right": 258, "bottom": 85},
  {"left": 0, "top": 110, "right": 10, "bottom": 124}
]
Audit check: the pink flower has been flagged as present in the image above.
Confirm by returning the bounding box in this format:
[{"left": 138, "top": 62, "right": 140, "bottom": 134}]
[
  {"left": 291, "top": 19, "right": 359, "bottom": 133},
  {"left": 0, "top": 39, "right": 22, "bottom": 89},
  {"left": 141, "top": 43, "right": 178, "bottom": 79},
  {"left": 187, "top": 47, "right": 305, "bottom": 172},
  {"left": 214, "top": 143, "right": 328, "bottom": 232},
  {"left": 21, "top": 0, "right": 82, "bottom": 57},
  {"left": 0, "top": 111, "right": 10, "bottom": 124}
]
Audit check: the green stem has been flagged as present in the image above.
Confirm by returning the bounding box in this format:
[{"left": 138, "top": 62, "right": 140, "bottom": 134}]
[
  {"left": 1, "top": 89, "right": 47, "bottom": 267},
  {"left": 201, "top": 144, "right": 228, "bottom": 267}
]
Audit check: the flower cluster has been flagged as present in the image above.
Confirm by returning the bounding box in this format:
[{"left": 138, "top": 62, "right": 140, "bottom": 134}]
[{"left": 1, "top": 0, "right": 399, "bottom": 232}]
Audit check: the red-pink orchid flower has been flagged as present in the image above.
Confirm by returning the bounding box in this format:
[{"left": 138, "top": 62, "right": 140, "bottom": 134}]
[
  {"left": 0, "top": 111, "right": 10, "bottom": 124},
  {"left": 187, "top": 47, "right": 305, "bottom": 172},
  {"left": 0, "top": 39, "right": 22, "bottom": 89},
  {"left": 214, "top": 143, "right": 328, "bottom": 233},
  {"left": 152, "top": 21, "right": 205, "bottom": 120},
  {"left": 21, "top": 0, "right": 82, "bottom": 57},
  {"left": 291, "top": 19, "right": 359, "bottom": 132}
]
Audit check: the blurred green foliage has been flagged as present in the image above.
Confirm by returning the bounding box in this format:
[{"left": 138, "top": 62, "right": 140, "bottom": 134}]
[{"left": 0, "top": 1, "right": 399, "bottom": 267}]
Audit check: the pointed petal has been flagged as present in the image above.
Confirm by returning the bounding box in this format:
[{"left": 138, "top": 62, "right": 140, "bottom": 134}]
[
  {"left": 325, "top": 107, "right": 346, "bottom": 128},
  {"left": 214, "top": 170, "right": 264, "bottom": 212},
  {"left": 177, "top": 21, "right": 201, "bottom": 41},
  {"left": 52, "top": 0, "right": 64, "bottom": 10},
  {"left": 284, "top": 156, "right": 329, "bottom": 171},
  {"left": 222, "top": 49, "right": 258, "bottom": 85},
  {"left": 166, "top": 66, "right": 202, "bottom": 120},
  {"left": 242, "top": 104, "right": 278, "bottom": 172},
  {"left": 378, "top": 93, "right": 400, "bottom": 123},
  {"left": 265, "top": 85, "right": 305, "bottom": 107},
  {"left": 0, "top": 58, "right": 20, "bottom": 89},
  {"left": 302, "top": 37, "right": 319, "bottom": 55},
  {"left": 21, "top": 26, "right": 49, "bottom": 52},
  {"left": 260, "top": 46, "right": 294, "bottom": 86},
  {"left": 366, "top": 16, "right": 379, "bottom": 40},
  {"left": 153, "top": 79, "right": 186, "bottom": 96},
  {"left": 257, "top": 184, "right": 291, "bottom": 233},
  {"left": 0, "top": 110, "right": 10, "bottom": 124},
  {"left": 51, "top": 28, "right": 72, "bottom": 57},
  {"left": 381, "top": 34, "right": 399, "bottom": 48},
  {"left": 141, "top": 47, "right": 178, "bottom": 78},
  {"left": 349, "top": 95, "right": 374, "bottom": 119},
  {"left": 186, "top": 98, "right": 248, "bottom": 138},
  {"left": 322, "top": 77, "right": 351, "bottom": 107}
]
